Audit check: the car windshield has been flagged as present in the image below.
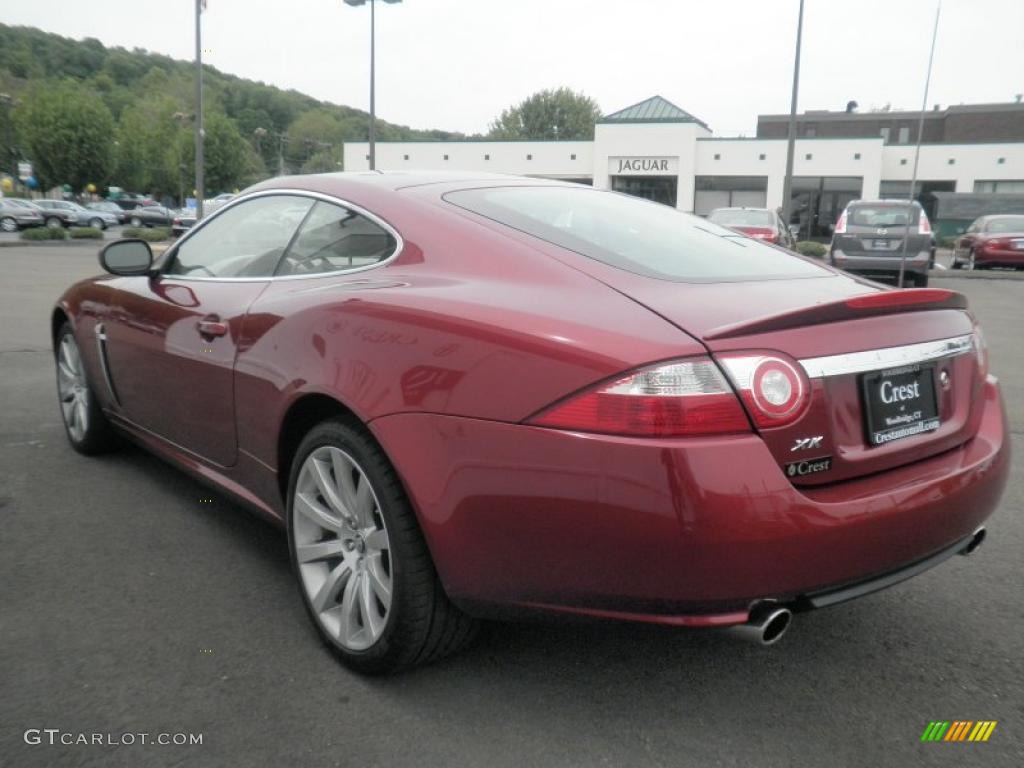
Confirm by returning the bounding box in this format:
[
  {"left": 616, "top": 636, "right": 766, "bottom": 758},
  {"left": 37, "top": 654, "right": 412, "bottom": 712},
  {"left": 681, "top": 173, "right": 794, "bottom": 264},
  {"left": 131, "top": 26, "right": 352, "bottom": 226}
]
[
  {"left": 847, "top": 204, "right": 920, "bottom": 228},
  {"left": 708, "top": 209, "right": 775, "bottom": 227},
  {"left": 445, "top": 186, "right": 827, "bottom": 282},
  {"left": 986, "top": 216, "right": 1024, "bottom": 233}
]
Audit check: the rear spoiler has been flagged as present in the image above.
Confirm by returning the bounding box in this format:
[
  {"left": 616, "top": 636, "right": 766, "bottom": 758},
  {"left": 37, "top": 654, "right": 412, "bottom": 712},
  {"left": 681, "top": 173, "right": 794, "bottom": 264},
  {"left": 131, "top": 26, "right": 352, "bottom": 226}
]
[{"left": 705, "top": 288, "right": 968, "bottom": 340}]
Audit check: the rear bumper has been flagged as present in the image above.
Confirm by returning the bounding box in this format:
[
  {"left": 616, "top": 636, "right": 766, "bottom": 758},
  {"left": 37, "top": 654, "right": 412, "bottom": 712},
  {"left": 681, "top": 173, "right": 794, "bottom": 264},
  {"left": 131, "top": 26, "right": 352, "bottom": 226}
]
[
  {"left": 371, "top": 376, "right": 1009, "bottom": 626},
  {"left": 976, "top": 247, "right": 1024, "bottom": 266},
  {"left": 831, "top": 249, "right": 931, "bottom": 277}
]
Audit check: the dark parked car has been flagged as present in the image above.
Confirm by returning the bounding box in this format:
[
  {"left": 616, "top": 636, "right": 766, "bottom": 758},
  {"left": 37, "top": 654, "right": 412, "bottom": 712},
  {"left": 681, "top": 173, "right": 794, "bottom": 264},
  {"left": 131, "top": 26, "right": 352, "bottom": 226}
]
[
  {"left": 0, "top": 199, "right": 44, "bottom": 231},
  {"left": 126, "top": 205, "right": 174, "bottom": 228},
  {"left": 952, "top": 214, "right": 1024, "bottom": 270},
  {"left": 707, "top": 207, "right": 796, "bottom": 249},
  {"left": 829, "top": 200, "right": 933, "bottom": 286},
  {"left": 53, "top": 173, "right": 1007, "bottom": 673},
  {"left": 87, "top": 201, "right": 128, "bottom": 225}
]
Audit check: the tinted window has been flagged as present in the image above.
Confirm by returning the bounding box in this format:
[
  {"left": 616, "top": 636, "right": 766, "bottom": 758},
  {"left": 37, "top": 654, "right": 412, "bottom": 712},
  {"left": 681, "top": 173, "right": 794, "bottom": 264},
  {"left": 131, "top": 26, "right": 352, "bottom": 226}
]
[
  {"left": 708, "top": 209, "right": 774, "bottom": 227},
  {"left": 445, "top": 186, "right": 826, "bottom": 282},
  {"left": 846, "top": 204, "right": 920, "bottom": 228},
  {"left": 275, "top": 201, "right": 396, "bottom": 277},
  {"left": 167, "top": 195, "right": 313, "bottom": 278},
  {"left": 986, "top": 216, "right": 1024, "bottom": 233}
]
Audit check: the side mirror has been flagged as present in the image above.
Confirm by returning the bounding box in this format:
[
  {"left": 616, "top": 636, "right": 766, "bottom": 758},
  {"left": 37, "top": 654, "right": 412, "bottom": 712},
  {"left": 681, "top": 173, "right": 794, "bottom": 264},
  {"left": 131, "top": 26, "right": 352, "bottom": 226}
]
[{"left": 99, "top": 238, "right": 154, "bottom": 276}]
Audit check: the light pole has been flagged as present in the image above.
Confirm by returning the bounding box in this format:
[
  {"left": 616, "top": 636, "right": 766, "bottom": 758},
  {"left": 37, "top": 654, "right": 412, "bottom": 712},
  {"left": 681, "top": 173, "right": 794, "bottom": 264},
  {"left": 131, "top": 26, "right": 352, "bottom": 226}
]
[
  {"left": 781, "top": 0, "right": 805, "bottom": 233},
  {"left": 194, "top": 0, "right": 205, "bottom": 218},
  {"left": 343, "top": 0, "right": 401, "bottom": 171}
]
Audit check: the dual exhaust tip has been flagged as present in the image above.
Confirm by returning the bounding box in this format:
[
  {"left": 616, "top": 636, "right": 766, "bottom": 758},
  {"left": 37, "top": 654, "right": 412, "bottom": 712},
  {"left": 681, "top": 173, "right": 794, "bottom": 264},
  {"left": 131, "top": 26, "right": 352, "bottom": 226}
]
[{"left": 730, "top": 526, "right": 988, "bottom": 646}]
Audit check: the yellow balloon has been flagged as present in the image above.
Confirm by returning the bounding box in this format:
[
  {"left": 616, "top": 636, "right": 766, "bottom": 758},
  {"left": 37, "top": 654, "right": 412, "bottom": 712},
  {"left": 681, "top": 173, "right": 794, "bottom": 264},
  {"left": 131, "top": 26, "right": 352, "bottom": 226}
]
[
  {"left": 1, "top": 178, "right": 13, "bottom": 192},
  {"left": 86, "top": 183, "right": 97, "bottom": 193}
]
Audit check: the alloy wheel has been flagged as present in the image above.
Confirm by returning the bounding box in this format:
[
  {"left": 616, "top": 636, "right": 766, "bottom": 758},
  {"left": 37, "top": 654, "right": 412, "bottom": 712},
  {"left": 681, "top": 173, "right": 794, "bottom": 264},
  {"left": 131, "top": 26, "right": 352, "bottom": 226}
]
[
  {"left": 57, "top": 334, "right": 89, "bottom": 442},
  {"left": 292, "top": 446, "right": 392, "bottom": 651},
  {"left": 46, "top": 218, "right": 62, "bottom": 230},
  {"left": 0, "top": 217, "right": 16, "bottom": 232}
]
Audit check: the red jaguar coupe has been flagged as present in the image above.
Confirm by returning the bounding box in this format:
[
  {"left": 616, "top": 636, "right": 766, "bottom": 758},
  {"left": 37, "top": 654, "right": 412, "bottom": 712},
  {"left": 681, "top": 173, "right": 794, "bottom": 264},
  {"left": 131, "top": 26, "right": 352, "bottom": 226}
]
[{"left": 53, "top": 172, "right": 1009, "bottom": 673}]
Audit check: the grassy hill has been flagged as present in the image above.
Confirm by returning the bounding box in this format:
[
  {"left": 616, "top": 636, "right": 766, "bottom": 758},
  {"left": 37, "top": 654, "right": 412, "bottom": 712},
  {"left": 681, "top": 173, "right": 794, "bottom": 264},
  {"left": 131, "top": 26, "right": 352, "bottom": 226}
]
[{"left": 0, "top": 23, "right": 464, "bottom": 199}]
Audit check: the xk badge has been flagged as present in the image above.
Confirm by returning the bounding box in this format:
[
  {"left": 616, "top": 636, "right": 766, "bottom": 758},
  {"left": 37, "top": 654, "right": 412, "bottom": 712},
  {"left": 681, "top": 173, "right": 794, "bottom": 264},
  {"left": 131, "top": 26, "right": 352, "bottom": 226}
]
[
  {"left": 785, "top": 457, "right": 833, "bottom": 477},
  {"left": 791, "top": 436, "right": 824, "bottom": 452}
]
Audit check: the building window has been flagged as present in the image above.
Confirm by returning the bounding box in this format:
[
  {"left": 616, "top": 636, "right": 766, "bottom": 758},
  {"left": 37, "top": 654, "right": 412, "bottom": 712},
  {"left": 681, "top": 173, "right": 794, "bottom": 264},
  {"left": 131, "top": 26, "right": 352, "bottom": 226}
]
[
  {"left": 526, "top": 154, "right": 532, "bottom": 160},
  {"left": 948, "top": 158, "right": 955, "bottom": 165},
  {"left": 854, "top": 152, "right": 861, "bottom": 160},
  {"left": 974, "top": 179, "right": 1024, "bottom": 194},
  {"left": 804, "top": 124, "right": 817, "bottom": 137},
  {"left": 484, "top": 154, "right": 490, "bottom": 160},
  {"left": 570, "top": 153, "right": 576, "bottom": 160},
  {"left": 403, "top": 154, "right": 409, "bottom": 161},
  {"left": 365, "top": 154, "right": 369, "bottom": 160},
  {"left": 880, "top": 127, "right": 890, "bottom": 143},
  {"left": 898, "top": 126, "right": 910, "bottom": 143},
  {"left": 443, "top": 154, "right": 449, "bottom": 161},
  {"left": 693, "top": 176, "right": 769, "bottom": 216},
  {"left": 998, "top": 157, "right": 1005, "bottom": 164},
  {"left": 759, "top": 153, "right": 766, "bottom": 160},
  {"left": 900, "top": 158, "right": 908, "bottom": 165},
  {"left": 805, "top": 153, "right": 812, "bottom": 160}
]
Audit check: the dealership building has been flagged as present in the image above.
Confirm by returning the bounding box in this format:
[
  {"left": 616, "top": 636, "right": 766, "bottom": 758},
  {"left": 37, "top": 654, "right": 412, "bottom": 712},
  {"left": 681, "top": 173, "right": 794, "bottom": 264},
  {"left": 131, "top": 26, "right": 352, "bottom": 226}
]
[{"left": 344, "top": 96, "right": 1024, "bottom": 239}]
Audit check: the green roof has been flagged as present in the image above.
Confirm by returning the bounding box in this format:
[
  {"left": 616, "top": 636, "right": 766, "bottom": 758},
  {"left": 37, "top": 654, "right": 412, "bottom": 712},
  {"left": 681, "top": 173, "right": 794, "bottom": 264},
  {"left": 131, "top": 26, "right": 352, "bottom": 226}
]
[{"left": 599, "top": 95, "right": 708, "bottom": 129}]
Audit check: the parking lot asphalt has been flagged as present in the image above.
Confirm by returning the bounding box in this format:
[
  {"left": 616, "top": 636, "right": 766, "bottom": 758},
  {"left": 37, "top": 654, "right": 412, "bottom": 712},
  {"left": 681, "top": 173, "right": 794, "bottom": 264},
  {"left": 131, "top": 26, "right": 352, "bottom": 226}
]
[{"left": 1, "top": 245, "right": 1022, "bottom": 768}]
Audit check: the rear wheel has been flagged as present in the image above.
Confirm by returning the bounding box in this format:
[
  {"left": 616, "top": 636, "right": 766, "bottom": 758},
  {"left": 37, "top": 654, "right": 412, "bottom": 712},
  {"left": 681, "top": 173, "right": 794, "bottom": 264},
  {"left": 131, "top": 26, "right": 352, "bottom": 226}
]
[
  {"left": 1, "top": 216, "right": 17, "bottom": 232},
  {"left": 130, "top": 216, "right": 142, "bottom": 227},
  {"left": 55, "top": 323, "right": 118, "bottom": 454},
  {"left": 89, "top": 217, "right": 105, "bottom": 230},
  {"left": 45, "top": 217, "right": 63, "bottom": 230},
  {"left": 287, "top": 419, "right": 478, "bottom": 674}
]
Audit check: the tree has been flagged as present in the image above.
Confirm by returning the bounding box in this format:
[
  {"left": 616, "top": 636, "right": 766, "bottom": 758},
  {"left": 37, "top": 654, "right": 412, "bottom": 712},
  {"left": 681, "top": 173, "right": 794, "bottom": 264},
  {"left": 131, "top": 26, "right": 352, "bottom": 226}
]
[
  {"left": 488, "top": 88, "right": 601, "bottom": 140},
  {"left": 285, "top": 109, "right": 345, "bottom": 171},
  {"left": 15, "top": 81, "right": 115, "bottom": 190}
]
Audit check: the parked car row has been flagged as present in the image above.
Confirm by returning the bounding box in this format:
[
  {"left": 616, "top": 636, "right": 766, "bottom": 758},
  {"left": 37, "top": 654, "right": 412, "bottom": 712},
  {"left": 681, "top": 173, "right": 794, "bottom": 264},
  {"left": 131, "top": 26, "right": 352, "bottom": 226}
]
[
  {"left": 951, "top": 214, "right": 1024, "bottom": 270},
  {"left": 1, "top": 196, "right": 211, "bottom": 235}
]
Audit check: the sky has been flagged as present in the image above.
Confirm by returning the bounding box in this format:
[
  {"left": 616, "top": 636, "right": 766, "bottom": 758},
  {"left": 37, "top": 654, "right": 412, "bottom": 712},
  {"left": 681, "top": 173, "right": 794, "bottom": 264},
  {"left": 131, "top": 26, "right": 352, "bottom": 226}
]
[{"left": 2, "top": 0, "right": 1022, "bottom": 135}]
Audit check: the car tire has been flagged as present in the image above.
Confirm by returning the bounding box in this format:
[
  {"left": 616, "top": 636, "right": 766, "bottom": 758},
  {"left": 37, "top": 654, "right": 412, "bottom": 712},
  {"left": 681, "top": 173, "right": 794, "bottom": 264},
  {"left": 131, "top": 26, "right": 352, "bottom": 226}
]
[
  {"left": 0, "top": 216, "right": 17, "bottom": 233},
  {"left": 130, "top": 216, "right": 142, "bottom": 228},
  {"left": 45, "top": 217, "right": 63, "bottom": 230},
  {"left": 287, "top": 418, "right": 479, "bottom": 674},
  {"left": 967, "top": 250, "right": 976, "bottom": 271},
  {"left": 89, "top": 217, "right": 105, "bottom": 230},
  {"left": 55, "top": 323, "right": 118, "bottom": 455}
]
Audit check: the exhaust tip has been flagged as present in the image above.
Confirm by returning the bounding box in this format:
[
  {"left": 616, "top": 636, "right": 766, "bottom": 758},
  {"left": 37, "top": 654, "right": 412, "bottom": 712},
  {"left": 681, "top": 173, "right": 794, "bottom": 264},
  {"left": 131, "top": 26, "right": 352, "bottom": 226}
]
[
  {"left": 728, "top": 604, "right": 793, "bottom": 646},
  {"left": 960, "top": 527, "right": 987, "bottom": 557}
]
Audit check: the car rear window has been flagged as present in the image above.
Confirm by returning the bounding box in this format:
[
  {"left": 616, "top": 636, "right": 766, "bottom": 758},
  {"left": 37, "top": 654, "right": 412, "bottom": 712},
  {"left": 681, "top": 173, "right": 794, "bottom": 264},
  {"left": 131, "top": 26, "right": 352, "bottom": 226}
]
[
  {"left": 708, "top": 209, "right": 774, "bottom": 227},
  {"left": 445, "top": 186, "right": 826, "bottom": 282},
  {"left": 846, "top": 205, "right": 920, "bottom": 228},
  {"left": 986, "top": 216, "right": 1024, "bottom": 233}
]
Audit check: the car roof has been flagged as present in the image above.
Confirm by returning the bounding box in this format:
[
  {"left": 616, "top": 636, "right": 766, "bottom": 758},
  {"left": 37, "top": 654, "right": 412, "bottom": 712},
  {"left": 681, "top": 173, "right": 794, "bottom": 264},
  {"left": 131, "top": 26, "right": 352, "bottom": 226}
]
[
  {"left": 247, "top": 170, "right": 576, "bottom": 196},
  {"left": 709, "top": 207, "right": 773, "bottom": 212}
]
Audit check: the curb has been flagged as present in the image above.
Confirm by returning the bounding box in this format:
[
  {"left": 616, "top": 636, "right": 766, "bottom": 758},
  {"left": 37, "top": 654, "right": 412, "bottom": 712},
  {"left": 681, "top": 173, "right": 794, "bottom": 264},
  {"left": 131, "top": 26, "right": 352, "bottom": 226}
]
[{"left": 930, "top": 270, "right": 1024, "bottom": 282}]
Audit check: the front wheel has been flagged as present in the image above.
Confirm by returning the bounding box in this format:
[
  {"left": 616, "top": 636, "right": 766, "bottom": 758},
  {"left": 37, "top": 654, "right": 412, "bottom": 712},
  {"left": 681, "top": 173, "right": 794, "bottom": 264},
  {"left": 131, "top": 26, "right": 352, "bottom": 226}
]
[
  {"left": 46, "top": 217, "right": 63, "bottom": 230},
  {"left": 89, "top": 217, "right": 105, "bottom": 230},
  {"left": 967, "top": 250, "right": 977, "bottom": 271},
  {"left": 287, "top": 419, "right": 478, "bottom": 674},
  {"left": 0, "top": 216, "right": 17, "bottom": 232},
  {"left": 55, "top": 323, "right": 118, "bottom": 454},
  {"left": 130, "top": 216, "right": 142, "bottom": 228}
]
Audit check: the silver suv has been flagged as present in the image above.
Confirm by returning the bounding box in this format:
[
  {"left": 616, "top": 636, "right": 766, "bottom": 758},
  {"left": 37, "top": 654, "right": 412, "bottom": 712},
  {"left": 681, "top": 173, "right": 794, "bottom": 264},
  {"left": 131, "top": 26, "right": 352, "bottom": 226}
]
[{"left": 829, "top": 200, "right": 933, "bottom": 287}]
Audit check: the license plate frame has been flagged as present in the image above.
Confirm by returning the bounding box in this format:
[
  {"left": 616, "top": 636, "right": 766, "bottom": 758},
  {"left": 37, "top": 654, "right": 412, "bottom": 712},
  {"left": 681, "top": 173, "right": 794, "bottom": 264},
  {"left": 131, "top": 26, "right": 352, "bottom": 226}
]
[{"left": 861, "top": 363, "right": 940, "bottom": 446}]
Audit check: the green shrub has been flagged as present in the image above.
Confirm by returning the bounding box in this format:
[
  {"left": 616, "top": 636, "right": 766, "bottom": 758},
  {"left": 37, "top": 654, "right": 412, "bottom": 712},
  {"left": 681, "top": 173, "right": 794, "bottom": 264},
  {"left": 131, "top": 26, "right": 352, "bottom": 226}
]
[
  {"left": 795, "top": 240, "right": 827, "bottom": 258},
  {"left": 122, "top": 226, "right": 171, "bottom": 242},
  {"left": 70, "top": 227, "right": 104, "bottom": 239},
  {"left": 20, "top": 227, "right": 68, "bottom": 241}
]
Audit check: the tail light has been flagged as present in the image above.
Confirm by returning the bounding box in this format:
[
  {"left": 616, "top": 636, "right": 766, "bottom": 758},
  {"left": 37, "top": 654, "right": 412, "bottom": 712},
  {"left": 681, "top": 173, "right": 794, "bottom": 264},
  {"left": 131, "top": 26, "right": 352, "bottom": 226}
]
[
  {"left": 173, "top": 217, "right": 182, "bottom": 225},
  {"left": 834, "top": 211, "right": 847, "bottom": 235},
  {"left": 527, "top": 357, "right": 750, "bottom": 437},
  {"left": 974, "top": 327, "right": 989, "bottom": 380},
  {"left": 716, "top": 353, "right": 811, "bottom": 428},
  {"left": 740, "top": 227, "right": 777, "bottom": 243},
  {"left": 919, "top": 213, "right": 932, "bottom": 235}
]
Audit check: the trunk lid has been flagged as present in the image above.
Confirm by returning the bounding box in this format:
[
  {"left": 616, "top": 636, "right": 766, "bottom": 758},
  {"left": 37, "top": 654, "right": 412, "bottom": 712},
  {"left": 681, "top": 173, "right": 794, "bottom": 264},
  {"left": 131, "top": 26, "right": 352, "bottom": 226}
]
[{"left": 589, "top": 272, "right": 982, "bottom": 485}]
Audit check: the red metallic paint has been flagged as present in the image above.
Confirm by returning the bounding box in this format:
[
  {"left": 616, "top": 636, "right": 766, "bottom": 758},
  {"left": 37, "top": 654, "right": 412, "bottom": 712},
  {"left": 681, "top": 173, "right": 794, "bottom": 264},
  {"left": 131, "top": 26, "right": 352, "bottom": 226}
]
[{"left": 54, "top": 172, "right": 1010, "bottom": 630}]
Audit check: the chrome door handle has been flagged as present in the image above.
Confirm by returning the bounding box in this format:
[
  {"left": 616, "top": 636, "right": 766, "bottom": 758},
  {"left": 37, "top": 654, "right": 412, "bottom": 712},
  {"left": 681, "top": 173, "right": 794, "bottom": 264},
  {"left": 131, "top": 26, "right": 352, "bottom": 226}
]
[{"left": 197, "top": 318, "right": 228, "bottom": 338}]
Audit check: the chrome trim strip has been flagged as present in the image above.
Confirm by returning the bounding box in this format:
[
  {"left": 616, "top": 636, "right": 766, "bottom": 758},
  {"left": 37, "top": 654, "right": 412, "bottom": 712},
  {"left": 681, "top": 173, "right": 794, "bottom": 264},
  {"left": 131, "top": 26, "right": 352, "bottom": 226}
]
[
  {"left": 93, "top": 322, "right": 120, "bottom": 405},
  {"left": 157, "top": 188, "right": 405, "bottom": 283},
  {"left": 799, "top": 334, "right": 975, "bottom": 379}
]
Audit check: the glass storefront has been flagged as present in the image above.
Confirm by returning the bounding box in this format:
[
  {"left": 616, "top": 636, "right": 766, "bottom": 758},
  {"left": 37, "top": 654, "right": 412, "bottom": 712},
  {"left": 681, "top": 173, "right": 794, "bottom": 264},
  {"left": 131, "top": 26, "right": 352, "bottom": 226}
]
[
  {"left": 788, "top": 176, "right": 862, "bottom": 241},
  {"left": 611, "top": 176, "right": 677, "bottom": 207},
  {"left": 694, "top": 176, "right": 769, "bottom": 216}
]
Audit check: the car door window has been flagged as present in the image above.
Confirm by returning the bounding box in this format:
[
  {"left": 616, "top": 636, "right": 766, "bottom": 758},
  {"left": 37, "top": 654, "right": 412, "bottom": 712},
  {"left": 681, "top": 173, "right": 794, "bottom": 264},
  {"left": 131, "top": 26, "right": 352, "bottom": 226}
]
[
  {"left": 275, "top": 201, "right": 397, "bottom": 277},
  {"left": 166, "top": 195, "right": 313, "bottom": 278}
]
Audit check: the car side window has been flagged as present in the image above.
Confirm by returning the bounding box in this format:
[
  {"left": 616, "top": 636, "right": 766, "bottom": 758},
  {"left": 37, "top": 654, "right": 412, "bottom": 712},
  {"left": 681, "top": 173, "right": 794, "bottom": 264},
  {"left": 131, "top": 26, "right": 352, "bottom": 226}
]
[
  {"left": 275, "top": 201, "right": 397, "bottom": 277},
  {"left": 166, "top": 195, "right": 313, "bottom": 278}
]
